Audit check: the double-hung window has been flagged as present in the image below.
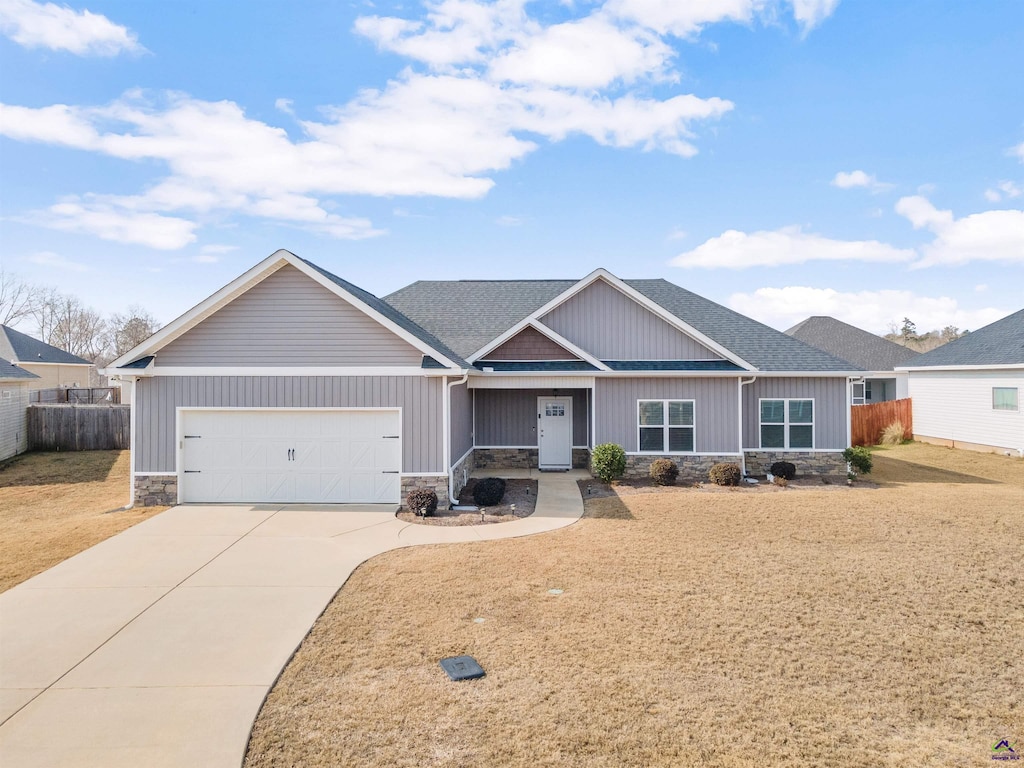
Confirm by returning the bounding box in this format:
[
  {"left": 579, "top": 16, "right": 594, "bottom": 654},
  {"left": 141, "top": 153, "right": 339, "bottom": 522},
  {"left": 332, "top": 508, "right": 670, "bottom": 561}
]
[
  {"left": 760, "top": 399, "right": 814, "bottom": 449},
  {"left": 993, "top": 387, "right": 1018, "bottom": 411},
  {"left": 638, "top": 400, "right": 695, "bottom": 453}
]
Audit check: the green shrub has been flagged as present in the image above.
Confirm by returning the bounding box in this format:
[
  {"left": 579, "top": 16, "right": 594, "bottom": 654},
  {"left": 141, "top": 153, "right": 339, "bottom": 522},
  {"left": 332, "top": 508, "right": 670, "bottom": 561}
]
[
  {"left": 472, "top": 477, "right": 507, "bottom": 506},
  {"left": 769, "top": 461, "right": 796, "bottom": 481},
  {"left": 708, "top": 462, "right": 741, "bottom": 486},
  {"left": 843, "top": 446, "right": 873, "bottom": 475},
  {"left": 407, "top": 488, "right": 438, "bottom": 516},
  {"left": 649, "top": 458, "right": 678, "bottom": 486},
  {"left": 591, "top": 443, "right": 626, "bottom": 483},
  {"left": 880, "top": 421, "right": 906, "bottom": 446}
]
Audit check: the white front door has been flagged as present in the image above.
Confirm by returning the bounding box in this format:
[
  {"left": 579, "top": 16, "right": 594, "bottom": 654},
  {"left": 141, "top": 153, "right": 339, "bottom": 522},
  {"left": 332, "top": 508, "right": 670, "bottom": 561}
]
[
  {"left": 180, "top": 409, "right": 401, "bottom": 504},
  {"left": 538, "top": 396, "right": 573, "bottom": 469}
]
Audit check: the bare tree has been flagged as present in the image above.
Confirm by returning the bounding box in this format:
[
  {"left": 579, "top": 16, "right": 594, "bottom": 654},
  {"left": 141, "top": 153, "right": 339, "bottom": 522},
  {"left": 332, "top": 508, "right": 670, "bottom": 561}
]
[
  {"left": 35, "top": 292, "right": 108, "bottom": 361},
  {"left": 0, "top": 269, "right": 42, "bottom": 327},
  {"left": 108, "top": 305, "right": 158, "bottom": 358}
]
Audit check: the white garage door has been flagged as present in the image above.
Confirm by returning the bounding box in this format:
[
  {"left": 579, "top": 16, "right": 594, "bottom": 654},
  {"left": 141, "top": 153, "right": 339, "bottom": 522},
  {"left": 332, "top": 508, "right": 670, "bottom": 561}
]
[{"left": 180, "top": 409, "right": 401, "bottom": 504}]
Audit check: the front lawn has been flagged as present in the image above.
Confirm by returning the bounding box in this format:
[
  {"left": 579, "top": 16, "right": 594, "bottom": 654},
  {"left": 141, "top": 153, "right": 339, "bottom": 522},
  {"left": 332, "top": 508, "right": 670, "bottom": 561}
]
[
  {"left": 0, "top": 451, "right": 165, "bottom": 592},
  {"left": 244, "top": 443, "right": 1023, "bottom": 767}
]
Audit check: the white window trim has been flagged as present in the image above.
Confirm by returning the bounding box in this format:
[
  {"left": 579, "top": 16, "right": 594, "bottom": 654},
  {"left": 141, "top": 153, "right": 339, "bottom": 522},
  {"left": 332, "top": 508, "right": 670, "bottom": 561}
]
[
  {"left": 992, "top": 387, "right": 1019, "bottom": 412},
  {"left": 758, "top": 398, "right": 815, "bottom": 450},
  {"left": 852, "top": 382, "right": 865, "bottom": 406},
  {"left": 636, "top": 399, "right": 696, "bottom": 454}
]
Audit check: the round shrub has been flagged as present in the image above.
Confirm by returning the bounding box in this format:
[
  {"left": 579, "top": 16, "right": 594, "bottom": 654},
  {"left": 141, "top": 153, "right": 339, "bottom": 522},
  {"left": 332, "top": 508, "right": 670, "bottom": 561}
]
[
  {"left": 769, "top": 461, "right": 796, "bottom": 481},
  {"left": 649, "top": 458, "right": 679, "bottom": 486},
  {"left": 843, "top": 446, "right": 873, "bottom": 475},
  {"left": 708, "top": 462, "right": 741, "bottom": 486},
  {"left": 472, "top": 477, "right": 507, "bottom": 506},
  {"left": 407, "top": 488, "right": 438, "bottom": 516},
  {"left": 591, "top": 443, "right": 626, "bottom": 483}
]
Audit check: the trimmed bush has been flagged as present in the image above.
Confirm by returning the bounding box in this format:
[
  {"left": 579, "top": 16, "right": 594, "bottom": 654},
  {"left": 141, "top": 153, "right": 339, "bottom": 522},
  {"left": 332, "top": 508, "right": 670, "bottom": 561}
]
[
  {"left": 472, "top": 477, "right": 506, "bottom": 506},
  {"left": 708, "top": 462, "right": 741, "bottom": 486},
  {"left": 880, "top": 421, "right": 906, "bottom": 446},
  {"left": 407, "top": 488, "right": 438, "bottom": 516},
  {"left": 591, "top": 443, "right": 626, "bottom": 483},
  {"left": 769, "top": 461, "right": 796, "bottom": 481},
  {"left": 649, "top": 458, "right": 679, "bottom": 486},
  {"left": 843, "top": 446, "right": 873, "bottom": 476}
]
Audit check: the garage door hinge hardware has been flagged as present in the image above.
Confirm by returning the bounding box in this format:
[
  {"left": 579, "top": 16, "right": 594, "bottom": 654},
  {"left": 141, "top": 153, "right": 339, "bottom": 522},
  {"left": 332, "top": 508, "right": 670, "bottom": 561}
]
[
  {"left": 382, "top": 435, "right": 399, "bottom": 439},
  {"left": 184, "top": 435, "right": 201, "bottom": 439},
  {"left": 184, "top": 470, "right": 201, "bottom": 473},
  {"left": 381, "top": 470, "right": 399, "bottom": 474}
]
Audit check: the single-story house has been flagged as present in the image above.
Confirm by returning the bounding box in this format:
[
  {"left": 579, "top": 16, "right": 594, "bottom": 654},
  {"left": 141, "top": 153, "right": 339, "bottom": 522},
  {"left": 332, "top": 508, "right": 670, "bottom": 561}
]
[
  {"left": 105, "top": 250, "right": 861, "bottom": 507},
  {"left": 0, "top": 358, "right": 39, "bottom": 461},
  {"left": 897, "top": 308, "right": 1024, "bottom": 456},
  {"left": 785, "top": 316, "right": 919, "bottom": 404},
  {"left": 0, "top": 324, "right": 93, "bottom": 390}
]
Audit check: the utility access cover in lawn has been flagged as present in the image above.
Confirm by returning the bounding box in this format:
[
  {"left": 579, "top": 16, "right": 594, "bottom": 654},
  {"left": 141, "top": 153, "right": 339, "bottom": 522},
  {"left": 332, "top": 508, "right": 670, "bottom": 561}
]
[{"left": 440, "top": 655, "right": 485, "bottom": 681}]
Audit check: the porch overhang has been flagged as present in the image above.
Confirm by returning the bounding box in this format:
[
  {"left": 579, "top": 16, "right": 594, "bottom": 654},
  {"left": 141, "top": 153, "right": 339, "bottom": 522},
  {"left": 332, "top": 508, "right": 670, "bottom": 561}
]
[{"left": 468, "top": 375, "right": 596, "bottom": 389}]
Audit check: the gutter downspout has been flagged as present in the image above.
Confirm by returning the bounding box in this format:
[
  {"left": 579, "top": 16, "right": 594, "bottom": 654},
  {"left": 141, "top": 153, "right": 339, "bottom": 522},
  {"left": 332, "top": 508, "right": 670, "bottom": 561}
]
[
  {"left": 126, "top": 375, "right": 137, "bottom": 509},
  {"left": 739, "top": 376, "right": 757, "bottom": 476},
  {"left": 445, "top": 372, "right": 470, "bottom": 507}
]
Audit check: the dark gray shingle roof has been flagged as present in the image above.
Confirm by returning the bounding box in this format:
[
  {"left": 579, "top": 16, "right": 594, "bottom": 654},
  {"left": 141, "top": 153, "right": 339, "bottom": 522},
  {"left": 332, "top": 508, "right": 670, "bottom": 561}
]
[
  {"left": 902, "top": 308, "right": 1024, "bottom": 367},
  {"left": 603, "top": 360, "right": 745, "bottom": 372},
  {"left": 384, "top": 277, "right": 856, "bottom": 372},
  {"left": 0, "top": 325, "right": 91, "bottom": 365},
  {"left": 785, "top": 316, "right": 921, "bottom": 371},
  {"left": 120, "top": 356, "right": 155, "bottom": 369},
  {"left": 478, "top": 361, "right": 599, "bottom": 372},
  {"left": 0, "top": 357, "right": 40, "bottom": 380}
]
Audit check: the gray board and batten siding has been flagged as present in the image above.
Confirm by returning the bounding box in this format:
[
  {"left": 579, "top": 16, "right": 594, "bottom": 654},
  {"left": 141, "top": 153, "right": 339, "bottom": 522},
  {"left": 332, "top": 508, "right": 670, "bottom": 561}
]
[
  {"left": 538, "top": 278, "right": 724, "bottom": 361},
  {"left": 134, "top": 375, "right": 445, "bottom": 474},
  {"left": 450, "top": 380, "right": 473, "bottom": 462},
  {"left": 156, "top": 265, "right": 424, "bottom": 367},
  {"left": 595, "top": 377, "right": 739, "bottom": 454},
  {"left": 482, "top": 326, "right": 580, "bottom": 361},
  {"left": 741, "top": 377, "right": 848, "bottom": 450},
  {"left": 474, "top": 389, "right": 589, "bottom": 448}
]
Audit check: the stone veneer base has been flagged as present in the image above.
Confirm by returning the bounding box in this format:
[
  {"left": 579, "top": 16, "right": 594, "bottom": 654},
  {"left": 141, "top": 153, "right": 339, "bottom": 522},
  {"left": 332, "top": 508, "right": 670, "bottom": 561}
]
[
  {"left": 134, "top": 475, "right": 178, "bottom": 506},
  {"left": 474, "top": 447, "right": 589, "bottom": 470},
  {"left": 743, "top": 450, "right": 847, "bottom": 478},
  {"left": 622, "top": 455, "right": 741, "bottom": 483}
]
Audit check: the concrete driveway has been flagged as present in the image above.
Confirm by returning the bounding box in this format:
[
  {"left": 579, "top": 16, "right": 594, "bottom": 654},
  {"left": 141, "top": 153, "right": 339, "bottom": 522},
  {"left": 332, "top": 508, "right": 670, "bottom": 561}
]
[{"left": 0, "top": 470, "right": 585, "bottom": 768}]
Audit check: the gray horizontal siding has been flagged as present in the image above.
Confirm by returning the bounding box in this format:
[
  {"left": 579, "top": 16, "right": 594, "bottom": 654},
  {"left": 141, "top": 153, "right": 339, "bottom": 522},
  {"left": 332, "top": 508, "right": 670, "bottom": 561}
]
[
  {"left": 742, "top": 377, "right": 848, "bottom": 450},
  {"left": 596, "top": 377, "right": 739, "bottom": 454},
  {"left": 157, "top": 265, "right": 423, "bottom": 367},
  {"left": 474, "top": 389, "right": 588, "bottom": 447},
  {"left": 483, "top": 327, "right": 578, "bottom": 361},
  {"left": 450, "top": 381, "right": 473, "bottom": 462},
  {"left": 540, "top": 278, "right": 722, "bottom": 361},
  {"left": 134, "top": 375, "right": 443, "bottom": 473}
]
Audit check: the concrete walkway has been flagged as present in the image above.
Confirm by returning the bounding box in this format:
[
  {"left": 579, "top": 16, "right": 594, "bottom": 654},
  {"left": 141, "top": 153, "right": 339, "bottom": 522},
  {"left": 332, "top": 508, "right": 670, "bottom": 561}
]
[{"left": 0, "top": 469, "right": 586, "bottom": 768}]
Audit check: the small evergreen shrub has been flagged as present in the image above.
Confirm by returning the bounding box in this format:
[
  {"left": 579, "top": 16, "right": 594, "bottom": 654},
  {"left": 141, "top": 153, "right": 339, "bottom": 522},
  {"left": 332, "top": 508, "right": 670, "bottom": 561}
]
[
  {"left": 591, "top": 443, "right": 626, "bottom": 483},
  {"left": 843, "top": 446, "right": 873, "bottom": 476},
  {"left": 769, "top": 461, "right": 797, "bottom": 481},
  {"left": 649, "top": 458, "right": 679, "bottom": 486},
  {"left": 407, "top": 488, "right": 438, "bottom": 516},
  {"left": 472, "top": 477, "right": 506, "bottom": 506},
  {"left": 880, "top": 421, "right": 906, "bottom": 446},
  {"left": 708, "top": 462, "right": 741, "bottom": 486}
]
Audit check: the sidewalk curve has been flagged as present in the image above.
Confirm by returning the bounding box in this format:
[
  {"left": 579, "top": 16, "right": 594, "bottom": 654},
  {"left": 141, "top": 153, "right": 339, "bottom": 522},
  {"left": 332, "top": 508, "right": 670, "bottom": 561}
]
[{"left": 0, "top": 470, "right": 586, "bottom": 768}]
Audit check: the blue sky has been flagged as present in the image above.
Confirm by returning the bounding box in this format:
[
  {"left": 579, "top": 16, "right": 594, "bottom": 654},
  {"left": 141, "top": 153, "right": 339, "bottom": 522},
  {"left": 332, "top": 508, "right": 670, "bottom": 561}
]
[{"left": 1, "top": 0, "right": 1021, "bottom": 335}]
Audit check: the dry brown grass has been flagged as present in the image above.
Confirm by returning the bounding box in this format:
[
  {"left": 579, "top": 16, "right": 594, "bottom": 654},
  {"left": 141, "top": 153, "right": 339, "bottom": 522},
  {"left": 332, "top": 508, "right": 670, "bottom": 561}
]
[
  {"left": 0, "top": 451, "right": 165, "bottom": 592},
  {"left": 245, "top": 443, "right": 1023, "bottom": 768}
]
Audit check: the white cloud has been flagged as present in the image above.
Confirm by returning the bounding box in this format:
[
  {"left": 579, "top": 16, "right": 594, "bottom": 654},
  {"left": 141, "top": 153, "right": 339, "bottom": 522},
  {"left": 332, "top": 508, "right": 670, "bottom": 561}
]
[
  {"left": 895, "top": 195, "right": 1024, "bottom": 268},
  {"left": 496, "top": 214, "right": 523, "bottom": 226},
  {"left": 666, "top": 227, "right": 688, "bottom": 240},
  {"left": 22, "top": 199, "right": 197, "bottom": 249},
  {"left": 605, "top": 0, "right": 839, "bottom": 37},
  {"left": 26, "top": 250, "right": 88, "bottom": 272},
  {"left": 1011, "top": 142, "right": 1024, "bottom": 163},
  {"left": 0, "top": 0, "right": 142, "bottom": 55},
  {"left": 728, "top": 285, "right": 1009, "bottom": 335},
  {"left": 831, "top": 169, "right": 890, "bottom": 191},
  {"left": 788, "top": 0, "right": 840, "bottom": 33},
  {"left": 274, "top": 98, "right": 295, "bottom": 116},
  {"left": 671, "top": 225, "right": 914, "bottom": 268},
  {"left": 983, "top": 180, "right": 1022, "bottom": 202}
]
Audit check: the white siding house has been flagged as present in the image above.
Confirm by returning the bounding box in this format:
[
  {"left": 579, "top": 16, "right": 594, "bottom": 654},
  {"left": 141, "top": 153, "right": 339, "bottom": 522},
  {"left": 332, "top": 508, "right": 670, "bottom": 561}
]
[
  {"left": 1, "top": 359, "right": 39, "bottom": 461},
  {"left": 899, "top": 309, "right": 1024, "bottom": 457}
]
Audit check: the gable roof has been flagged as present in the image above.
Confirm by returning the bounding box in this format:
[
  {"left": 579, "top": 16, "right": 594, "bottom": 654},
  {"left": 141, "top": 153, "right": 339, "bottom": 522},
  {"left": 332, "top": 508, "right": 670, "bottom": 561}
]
[
  {"left": 785, "top": 316, "right": 921, "bottom": 371},
  {"left": 0, "top": 325, "right": 92, "bottom": 366},
  {"left": 900, "top": 308, "right": 1024, "bottom": 368},
  {"left": 387, "top": 277, "right": 856, "bottom": 372},
  {"left": 108, "top": 250, "right": 467, "bottom": 371},
  {"left": 0, "top": 357, "right": 40, "bottom": 380}
]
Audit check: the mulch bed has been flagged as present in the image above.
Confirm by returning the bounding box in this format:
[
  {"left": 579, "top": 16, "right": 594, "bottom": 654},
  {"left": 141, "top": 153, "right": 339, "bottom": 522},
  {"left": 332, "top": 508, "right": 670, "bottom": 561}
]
[
  {"left": 579, "top": 475, "right": 874, "bottom": 499},
  {"left": 396, "top": 478, "right": 538, "bottom": 526}
]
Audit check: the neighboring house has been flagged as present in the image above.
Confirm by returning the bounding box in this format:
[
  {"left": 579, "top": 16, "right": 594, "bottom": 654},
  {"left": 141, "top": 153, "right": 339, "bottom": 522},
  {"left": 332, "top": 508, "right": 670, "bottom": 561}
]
[
  {"left": 785, "top": 316, "right": 920, "bottom": 404},
  {"left": 897, "top": 309, "right": 1024, "bottom": 456},
  {"left": 105, "top": 250, "right": 860, "bottom": 507},
  {"left": 0, "top": 358, "right": 39, "bottom": 461},
  {"left": 0, "top": 325, "right": 93, "bottom": 390}
]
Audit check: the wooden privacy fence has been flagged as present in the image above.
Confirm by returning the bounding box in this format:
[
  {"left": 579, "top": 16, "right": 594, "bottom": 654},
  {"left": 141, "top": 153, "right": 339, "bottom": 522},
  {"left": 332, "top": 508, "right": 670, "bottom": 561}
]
[
  {"left": 851, "top": 398, "right": 913, "bottom": 446},
  {"left": 28, "top": 404, "right": 130, "bottom": 451}
]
